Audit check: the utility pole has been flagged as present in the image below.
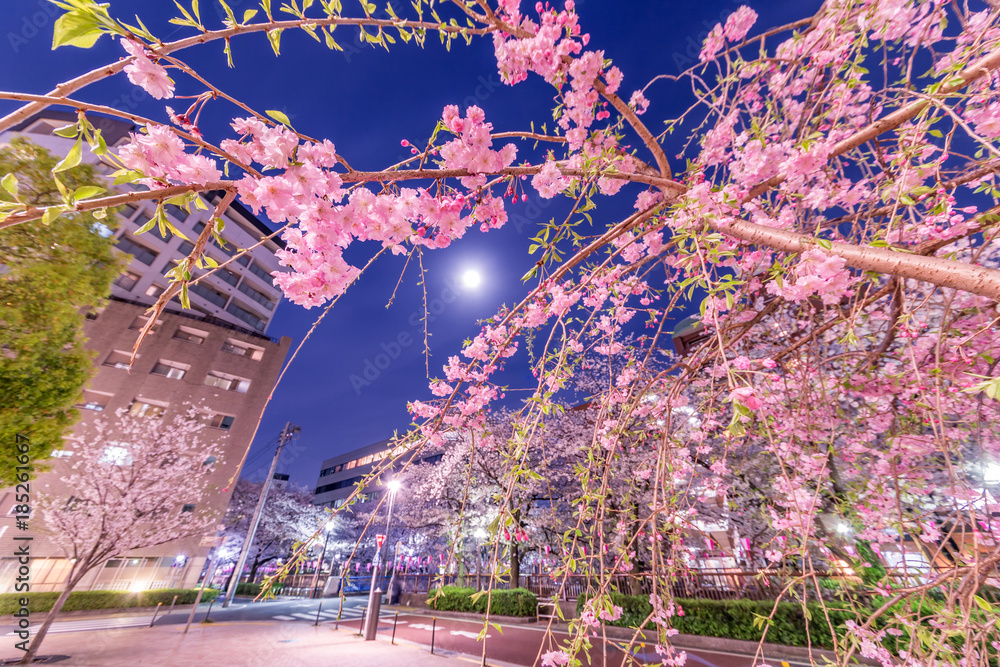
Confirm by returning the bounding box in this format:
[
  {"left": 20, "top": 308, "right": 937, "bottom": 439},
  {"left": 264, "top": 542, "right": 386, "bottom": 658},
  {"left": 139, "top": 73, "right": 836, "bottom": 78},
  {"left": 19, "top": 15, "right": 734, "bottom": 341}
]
[{"left": 222, "top": 422, "right": 299, "bottom": 608}]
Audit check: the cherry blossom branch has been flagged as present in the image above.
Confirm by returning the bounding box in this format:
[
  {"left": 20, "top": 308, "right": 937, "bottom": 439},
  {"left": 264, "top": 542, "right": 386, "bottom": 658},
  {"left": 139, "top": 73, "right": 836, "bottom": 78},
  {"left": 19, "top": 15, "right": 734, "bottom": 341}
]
[
  {"left": 743, "top": 46, "right": 1000, "bottom": 202},
  {"left": 0, "top": 14, "right": 496, "bottom": 133},
  {"left": 0, "top": 92, "right": 261, "bottom": 177}
]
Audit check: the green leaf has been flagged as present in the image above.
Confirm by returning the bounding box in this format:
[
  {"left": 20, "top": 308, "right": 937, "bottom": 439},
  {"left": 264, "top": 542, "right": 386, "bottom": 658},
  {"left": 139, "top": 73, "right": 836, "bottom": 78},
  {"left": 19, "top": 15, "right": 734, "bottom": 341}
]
[
  {"left": 266, "top": 109, "right": 292, "bottom": 127},
  {"left": 112, "top": 169, "right": 144, "bottom": 185},
  {"left": 41, "top": 206, "right": 64, "bottom": 225},
  {"left": 135, "top": 216, "right": 158, "bottom": 235},
  {"left": 53, "top": 123, "right": 79, "bottom": 139},
  {"left": 52, "top": 138, "right": 83, "bottom": 173},
  {"left": 52, "top": 11, "right": 105, "bottom": 50},
  {"left": 267, "top": 27, "right": 282, "bottom": 55},
  {"left": 72, "top": 185, "right": 105, "bottom": 200},
  {"left": 243, "top": 9, "right": 259, "bottom": 22},
  {"left": 1, "top": 174, "right": 18, "bottom": 196}
]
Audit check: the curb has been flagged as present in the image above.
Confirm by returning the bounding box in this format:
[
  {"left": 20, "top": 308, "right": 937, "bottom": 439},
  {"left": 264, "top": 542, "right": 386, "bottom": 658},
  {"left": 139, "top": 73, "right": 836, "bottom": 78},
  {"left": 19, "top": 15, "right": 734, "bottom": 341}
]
[
  {"left": 600, "top": 626, "right": 880, "bottom": 666},
  {"left": 383, "top": 605, "right": 537, "bottom": 624}
]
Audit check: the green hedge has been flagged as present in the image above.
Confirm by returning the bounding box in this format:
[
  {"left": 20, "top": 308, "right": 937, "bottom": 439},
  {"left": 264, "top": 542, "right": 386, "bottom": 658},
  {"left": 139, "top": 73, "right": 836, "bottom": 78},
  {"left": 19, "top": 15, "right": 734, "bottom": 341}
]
[
  {"left": 427, "top": 585, "right": 537, "bottom": 617},
  {"left": 576, "top": 593, "right": 858, "bottom": 649},
  {"left": 0, "top": 588, "right": 220, "bottom": 614}
]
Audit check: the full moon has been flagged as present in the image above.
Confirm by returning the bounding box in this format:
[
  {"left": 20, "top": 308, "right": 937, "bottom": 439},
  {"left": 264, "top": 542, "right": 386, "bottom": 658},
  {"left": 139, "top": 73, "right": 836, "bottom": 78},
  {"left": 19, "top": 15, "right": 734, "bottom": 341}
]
[{"left": 461, "top": 268, "right": 483, "bottom": 289}]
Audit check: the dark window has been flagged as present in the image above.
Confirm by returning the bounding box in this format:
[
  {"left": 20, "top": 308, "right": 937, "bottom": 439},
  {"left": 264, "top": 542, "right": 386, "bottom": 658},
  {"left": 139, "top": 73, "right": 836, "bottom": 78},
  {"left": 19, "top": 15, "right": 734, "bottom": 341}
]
[
  {"left": 315, "top": 476, "right": 364, "bottom": 495},
  {"left": 237, "top": 281, "right": 275, "bottom": 311},
  {"left": 249, "top": 262, "right": 274, "bottom": 285},
  {"left": 113, "top": 271, "right": 140, "bottom": 291},
  {"left": 216, "top": 268, "right": 240, "bottom": 287},
  {"left": 116, "top": 236, "right": 158, "bottom": 265},
  {"left": 181, "top": 504, "right": 196, "bottom": 513},
  {"left": 193, "top": 221, "right": 207, "bottom": 235},
  {"left": 226, "top": 301, "right": 266, "bottom": 331},
  {"left": 177, "top": 240, "right": 195, "bottom": 255},
  {"left": 190, "top": 282, "right": 228, "bottom": 308},
  {"left": 164, "top": 204, "right": 188, "bottom": 222}
]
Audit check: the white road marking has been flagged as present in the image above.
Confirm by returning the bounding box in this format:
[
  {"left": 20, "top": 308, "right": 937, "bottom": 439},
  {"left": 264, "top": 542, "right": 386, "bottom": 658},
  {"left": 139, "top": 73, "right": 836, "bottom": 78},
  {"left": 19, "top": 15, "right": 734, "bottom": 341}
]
[
  {"left": 272, "top": 615, "right": 295, "bottom": 621},
  {"left": 450, "top": 630, "right": 491, "bottom": 639}
]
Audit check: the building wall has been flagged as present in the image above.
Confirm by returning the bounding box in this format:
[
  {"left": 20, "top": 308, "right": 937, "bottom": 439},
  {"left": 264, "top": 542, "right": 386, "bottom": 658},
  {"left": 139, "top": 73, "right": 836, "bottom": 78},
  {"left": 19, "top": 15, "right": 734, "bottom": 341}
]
[
  {"left": 0, "top": 300, "right": 291, "bottom": 593},
  {"left": 0, "top": 112, "right": 294, "bottom": 593}
]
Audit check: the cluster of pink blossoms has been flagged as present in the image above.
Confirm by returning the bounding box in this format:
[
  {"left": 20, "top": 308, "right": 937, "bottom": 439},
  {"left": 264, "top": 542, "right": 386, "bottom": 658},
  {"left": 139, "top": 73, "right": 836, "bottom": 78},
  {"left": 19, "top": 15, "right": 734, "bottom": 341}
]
[
  {"left": 118, "top": 124, "right": 221, "bottom": 188},
  {"left": 766, "top": 249, "right": 854, "bottom": 305},
  {"left": 699, "top": 6, "right": 758, "bottom": 62},
  {"left": 120, "top": 38, "right": 174, "bottom": 100},
  {"left": 215, "top": 107, "right": 518, "bottom": 308}
]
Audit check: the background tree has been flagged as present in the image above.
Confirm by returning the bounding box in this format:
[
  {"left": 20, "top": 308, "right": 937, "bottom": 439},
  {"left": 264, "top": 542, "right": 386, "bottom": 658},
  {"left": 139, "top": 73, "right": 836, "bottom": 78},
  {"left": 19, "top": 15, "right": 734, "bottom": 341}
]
[
  {"left": 25, "top": 411, "right": 223, "bottom": 664},
  {"left": 220, "top": 478, "right": 330, "bottom": 583},
  {"left": 0, "top": 137, "right": 123, "bottom": 483}
]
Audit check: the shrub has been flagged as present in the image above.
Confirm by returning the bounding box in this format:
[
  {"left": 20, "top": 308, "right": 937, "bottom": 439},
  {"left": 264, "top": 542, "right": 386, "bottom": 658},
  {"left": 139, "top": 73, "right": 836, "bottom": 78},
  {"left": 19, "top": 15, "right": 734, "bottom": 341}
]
[
  {"left": 427, "top": 586, "right": 537, "bottom": 617},
  {"left": 0, "top": 588, "right": 219, "bottom": 614},
  {"left": 236, "top": 582, "right": 263, "bottom": 597},
  {"left": 576, "top": 594, "right": 859, "bottom": 649}
]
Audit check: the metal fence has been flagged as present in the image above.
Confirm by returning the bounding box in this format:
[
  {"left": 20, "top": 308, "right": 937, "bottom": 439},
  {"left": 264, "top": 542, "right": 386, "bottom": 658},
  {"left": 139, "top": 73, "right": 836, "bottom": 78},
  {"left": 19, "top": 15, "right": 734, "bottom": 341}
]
[{"left": 393, "top": 570, "right": 866, "bottom": 602}]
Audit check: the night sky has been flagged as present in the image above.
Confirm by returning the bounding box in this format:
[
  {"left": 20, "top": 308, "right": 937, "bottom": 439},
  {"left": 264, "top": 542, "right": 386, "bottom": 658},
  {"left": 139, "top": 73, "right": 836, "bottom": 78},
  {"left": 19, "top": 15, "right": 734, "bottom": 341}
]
[{"left": 2, "top": 0, "right": 815, "bottom": 488}]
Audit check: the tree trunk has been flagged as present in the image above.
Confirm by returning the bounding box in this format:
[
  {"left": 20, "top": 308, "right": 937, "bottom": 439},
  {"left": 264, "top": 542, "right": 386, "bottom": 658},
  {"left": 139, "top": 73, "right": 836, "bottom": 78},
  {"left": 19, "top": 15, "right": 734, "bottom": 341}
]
[{"left": 21, "top": 568, "right": 87, "bottom": 664}]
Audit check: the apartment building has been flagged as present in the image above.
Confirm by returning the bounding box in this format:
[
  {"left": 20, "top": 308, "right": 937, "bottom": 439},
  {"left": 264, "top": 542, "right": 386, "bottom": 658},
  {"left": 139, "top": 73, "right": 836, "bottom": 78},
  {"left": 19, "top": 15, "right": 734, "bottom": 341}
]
[{"left": 0, "top": 111, "right": 292, "bottom": 592}]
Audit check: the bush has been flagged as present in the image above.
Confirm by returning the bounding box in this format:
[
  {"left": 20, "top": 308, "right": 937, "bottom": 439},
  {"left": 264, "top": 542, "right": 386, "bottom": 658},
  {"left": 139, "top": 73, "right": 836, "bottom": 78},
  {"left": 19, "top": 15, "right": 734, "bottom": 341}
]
[
  {"left": 427, "top": 586, "right": 537, "bottom": 617},
  {"left": 236, "top": 582, "right": 262, "bottom": 597},
  {"left": 576, "top": 593, "right": 858, "bottom": 649},
  {"left": 0, "top": 588, "right": 220, "bottom": 614}
]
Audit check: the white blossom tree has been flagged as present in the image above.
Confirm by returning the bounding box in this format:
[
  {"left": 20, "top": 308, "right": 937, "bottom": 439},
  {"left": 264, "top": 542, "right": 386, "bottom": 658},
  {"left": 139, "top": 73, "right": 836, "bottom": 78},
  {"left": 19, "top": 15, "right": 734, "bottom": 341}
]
[
  {"left": 25, "top": 411, "right": 224, "bottom": 664},
  {"left": 221, "top": 479, "right": 330, "bottom": 583}
]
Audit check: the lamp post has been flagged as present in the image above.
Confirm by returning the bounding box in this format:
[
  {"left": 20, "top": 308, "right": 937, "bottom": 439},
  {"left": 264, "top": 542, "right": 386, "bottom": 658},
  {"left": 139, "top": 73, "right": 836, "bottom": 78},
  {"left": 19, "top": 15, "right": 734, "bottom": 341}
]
[
  {"left": 363, "top": 479, "right": 401, "bottom": 641},
  {"left": 474, "top": 528, "right": 487, "bottom": 591},
  {"left": 309, "top": 521, "right": 335, "bottom": 599}
]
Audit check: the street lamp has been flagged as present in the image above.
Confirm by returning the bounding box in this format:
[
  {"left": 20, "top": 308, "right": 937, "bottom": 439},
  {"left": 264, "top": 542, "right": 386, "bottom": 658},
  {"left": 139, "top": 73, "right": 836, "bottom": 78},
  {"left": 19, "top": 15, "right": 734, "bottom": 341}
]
[{"left": 363, "top": 479, "right": 401, "bottom": 641}]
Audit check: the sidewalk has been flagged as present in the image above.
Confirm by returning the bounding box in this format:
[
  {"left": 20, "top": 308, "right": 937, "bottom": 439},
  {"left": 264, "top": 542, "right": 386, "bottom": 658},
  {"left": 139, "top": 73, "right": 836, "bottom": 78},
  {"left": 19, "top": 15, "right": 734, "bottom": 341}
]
[{"left": 0, "top": 621, "right": 502, "bottom": 667}]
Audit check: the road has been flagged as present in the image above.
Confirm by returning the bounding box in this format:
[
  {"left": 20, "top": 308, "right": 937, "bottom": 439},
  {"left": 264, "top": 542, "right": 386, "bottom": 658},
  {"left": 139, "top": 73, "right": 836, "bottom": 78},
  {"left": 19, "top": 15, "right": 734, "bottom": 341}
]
[{"left": 1, "top": 598, "right": 809, "bottom": 667}]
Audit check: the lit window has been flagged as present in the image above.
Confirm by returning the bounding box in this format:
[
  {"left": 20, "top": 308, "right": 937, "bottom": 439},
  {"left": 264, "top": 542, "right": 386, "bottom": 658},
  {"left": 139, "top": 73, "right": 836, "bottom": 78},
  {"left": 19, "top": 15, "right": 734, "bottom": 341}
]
[
  {"left": 77, "top": 389, "right": 112, "bottom": 412},
  {"left": 221, "top": 338, "right": 264, "bottom": 360},
  {"left": 150, "top": 360, "right": 189, "bottom": 380},
  {"left": 173, "top": 326, "right": 207, "bottom": 344},
  {"left": 114, "top": 271, "right": 141, "bottom": 291},
  {"left": 128, "top": 399, "right": 166, "bottom": 418},
  {"left": 145, "top": 284, "right": 166, "bottom": 298},
  {"left": 199, "top": 412, "right": 235, "bottom": 430},
  {"left": 128, "top": 315, "right": 161, "bottom": 333},
  {"left": 204, "top": 371, "right": 251, "bottom": 394},
  {"left": 103, "top": 350, "right": 134, "bottom": 370}
]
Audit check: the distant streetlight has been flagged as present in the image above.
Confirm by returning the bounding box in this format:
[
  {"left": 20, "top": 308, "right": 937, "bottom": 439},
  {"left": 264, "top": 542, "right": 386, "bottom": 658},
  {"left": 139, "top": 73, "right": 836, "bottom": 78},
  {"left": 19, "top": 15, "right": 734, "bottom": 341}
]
[
  {"left": 985, "top": 462, "right": 1000, "bottom": 485},
  {"left": 363, "top": 480, "right": 401, "bottom": 641}
]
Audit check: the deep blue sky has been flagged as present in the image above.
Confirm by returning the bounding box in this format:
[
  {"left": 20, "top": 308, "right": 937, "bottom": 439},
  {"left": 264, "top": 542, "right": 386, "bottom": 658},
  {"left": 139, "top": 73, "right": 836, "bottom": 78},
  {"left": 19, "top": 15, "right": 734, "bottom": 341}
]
[{"left": 2, "top": 0, "right": 814, "bottom": 488}]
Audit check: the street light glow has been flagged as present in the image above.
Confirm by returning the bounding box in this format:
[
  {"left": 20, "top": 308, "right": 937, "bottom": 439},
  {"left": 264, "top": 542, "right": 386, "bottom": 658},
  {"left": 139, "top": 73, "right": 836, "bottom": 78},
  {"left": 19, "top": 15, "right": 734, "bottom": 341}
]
[
  {"left": 461, "top": 268, "right": 482, "bottom": 289},
  {"left": 387, "top": 479, "right": 402, "bottom": 493},
  {"left": 985, "top": 462, "right": 1000, "bottom": 484}
]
